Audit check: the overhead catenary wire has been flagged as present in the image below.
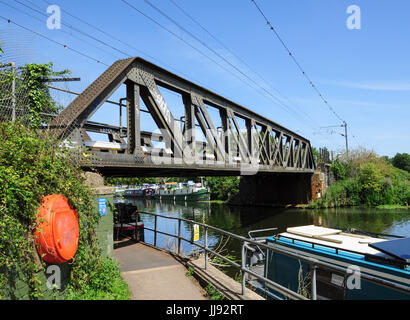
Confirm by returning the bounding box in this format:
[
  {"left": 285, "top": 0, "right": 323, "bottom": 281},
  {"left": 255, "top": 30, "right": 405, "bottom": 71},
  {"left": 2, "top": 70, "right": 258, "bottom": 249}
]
[
  {"left": 39, "top": 0, "right": 341, "bottom": 146},
  {"left": 250, "top": 0, "right": 345, "bottom": 124},
  {"left": 250, "top": 0, "right": 362, "bottom": 150},
  {"left": 40, "top": 0, "right": 332, "bottom": 143},
  {"left": 142, "top": 0, "right": 307, "bottom": 121},
  {"left": 138, "top": 0, "right": 337, "bottom": 146},
  {"left": 0, "top": 0, "right": 123, "bottom": 61},
  {"left": 167, "top": 0, "right": 321, "bottom": 128},
  {"left": 15, "top": 0, "right": 328, "bottom": 135},
  {"left": 123, "top": 0, "right": 334, "bottom": 143},
  {"left": 14, "top": 0, "right": 131, "bottom": 58},
  {"left": 37, "top": 0, "right": 206, "bottom": 84},
  {"left": 5, "top": 0, "right": 339, "bottom": 148},
  {"left": 0, "top": 15, "right": 109, "bottom": 66},
  {"left": 18, "top": 0, "right": 247, "bottom": 102}
]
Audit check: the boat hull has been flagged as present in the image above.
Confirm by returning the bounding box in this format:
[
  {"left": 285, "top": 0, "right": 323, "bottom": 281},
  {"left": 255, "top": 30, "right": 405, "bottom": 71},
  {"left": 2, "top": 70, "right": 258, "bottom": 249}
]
[
  {"left": 263, "top": 236, "right": 410, "bottom": 300},
  {"left": 153, "top": 189, "right": 210, "bottom": 202}
]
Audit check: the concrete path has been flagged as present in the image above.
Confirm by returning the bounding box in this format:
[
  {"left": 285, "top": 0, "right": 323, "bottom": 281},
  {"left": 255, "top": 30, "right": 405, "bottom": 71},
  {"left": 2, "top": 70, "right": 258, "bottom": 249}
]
[{"left": 114, "top": 242, "right": 208, "bottom": 300}]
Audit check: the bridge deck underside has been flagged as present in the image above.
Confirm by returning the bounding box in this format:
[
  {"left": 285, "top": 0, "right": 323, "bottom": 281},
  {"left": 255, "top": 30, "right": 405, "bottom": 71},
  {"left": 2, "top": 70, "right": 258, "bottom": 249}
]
[{"left": 86, "top": 163, "right": 314, "bottom": 177}]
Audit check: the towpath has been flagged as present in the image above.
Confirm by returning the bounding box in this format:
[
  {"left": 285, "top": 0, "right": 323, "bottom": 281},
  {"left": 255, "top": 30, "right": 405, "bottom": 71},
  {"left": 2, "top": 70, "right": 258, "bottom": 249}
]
[{"left": 113, "top": 242, "right": 208, "bottom": 300}]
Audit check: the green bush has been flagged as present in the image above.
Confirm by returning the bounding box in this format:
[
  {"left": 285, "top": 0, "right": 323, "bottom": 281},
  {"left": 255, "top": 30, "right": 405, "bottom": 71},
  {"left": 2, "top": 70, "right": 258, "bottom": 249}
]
[
  {"left": 65, "top": 258, "right": 129, "bottom": 300},
  {"left": 311, "top": 150, "right": 410, "bottom": 208},
  {"left": 330, "top": 160, "right": 349, "bottom": 181},
  {"left": 0, "top": 121, "right": 130, "bottom": 299},
  {"left": 391, "top": 153, "right": 410, "bottom": 173},
  {"left": 205, "top": 176, "right": 239, "bottom": 201}
]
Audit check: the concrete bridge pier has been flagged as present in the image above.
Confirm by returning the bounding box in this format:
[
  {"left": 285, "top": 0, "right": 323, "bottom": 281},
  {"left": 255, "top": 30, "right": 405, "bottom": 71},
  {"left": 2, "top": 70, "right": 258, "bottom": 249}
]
[{"left": 239, "top": 173, "right": 313, "bottom": 206}]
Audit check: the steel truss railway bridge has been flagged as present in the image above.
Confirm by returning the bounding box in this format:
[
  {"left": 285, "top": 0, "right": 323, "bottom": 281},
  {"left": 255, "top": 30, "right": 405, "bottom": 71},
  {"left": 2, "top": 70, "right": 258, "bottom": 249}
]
[{"left": 50, "top": 57, "right": 315, "bottom": 205}]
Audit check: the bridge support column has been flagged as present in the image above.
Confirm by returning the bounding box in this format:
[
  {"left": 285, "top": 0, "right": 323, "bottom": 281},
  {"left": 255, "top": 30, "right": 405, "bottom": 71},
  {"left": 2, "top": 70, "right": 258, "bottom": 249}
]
[{"left": 239, "top": 173, "right": 313, "bottom": 206}]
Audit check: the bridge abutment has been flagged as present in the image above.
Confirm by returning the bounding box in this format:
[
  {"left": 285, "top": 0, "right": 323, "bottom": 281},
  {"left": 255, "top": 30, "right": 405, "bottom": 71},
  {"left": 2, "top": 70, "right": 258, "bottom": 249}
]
[{"left": 239, "top": 173, "right": 313, "bottom": 206}]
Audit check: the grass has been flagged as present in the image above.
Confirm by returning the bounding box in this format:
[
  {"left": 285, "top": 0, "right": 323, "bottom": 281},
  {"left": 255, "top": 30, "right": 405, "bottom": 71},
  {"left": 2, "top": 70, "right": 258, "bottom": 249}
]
[
  {"left": 184, "top": 266, "right": 225, "bottom": 300},
  {"left": 376, "top": 204, "right": 410, "bottom": 210},
  {"left": 64, "top": 258, "right": 131, "bottom": 300},
  {"left": 198, "top": 200, "right": 226, "bottom": 204},
  {"left": 185, "top": 267, "right": 195, "bottom": 277},
  {"left": 205, "top": 283, "right": 226, "bottom": 300}
]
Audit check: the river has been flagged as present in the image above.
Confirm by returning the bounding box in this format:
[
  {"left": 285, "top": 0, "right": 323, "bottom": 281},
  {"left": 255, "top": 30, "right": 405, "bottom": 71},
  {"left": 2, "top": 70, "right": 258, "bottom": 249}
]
[{"left": 124, "top": 198, "right": 410, "bottom": 278}]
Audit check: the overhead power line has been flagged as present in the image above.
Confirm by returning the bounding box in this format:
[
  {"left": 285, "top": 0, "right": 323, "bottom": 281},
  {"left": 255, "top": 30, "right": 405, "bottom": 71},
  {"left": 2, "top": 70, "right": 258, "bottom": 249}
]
[
  {"left": 143, "top": 0, "right": 305, "bottom": 119},
  {"left": 122, "top": 0, "right": 334, "bottom": 141},
  {"left": 14, "top": 0, "right": 131, "bottom": 58},
  {"left": 0, "top": 0, "right": 122, "bottom": 60},
  {"left": 0, "top": 15, "right": 109, "bottom": 66},
  {"left": 250, "top": 0, "right": 345, "bottom": 123},
  {"left": 119, "top": 0, "right": 264, "bottom": 93},
  {"left": 38, "top": 0, "right": 188, "bottom": 73},
  {"left": 15, "top": 0, "right": 221, "bottom": 97},
  {"left": 250, "top": 0, "right": 362, "bottom": 150},
  {"left": 167, "top": 0, "right": 323, "bottom": 132}
]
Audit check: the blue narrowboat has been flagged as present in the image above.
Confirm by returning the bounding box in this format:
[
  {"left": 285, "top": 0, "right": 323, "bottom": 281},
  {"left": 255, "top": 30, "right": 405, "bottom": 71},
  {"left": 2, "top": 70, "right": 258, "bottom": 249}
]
[{"left": 248, "top": 225, "right": 410, "bottom": 300}]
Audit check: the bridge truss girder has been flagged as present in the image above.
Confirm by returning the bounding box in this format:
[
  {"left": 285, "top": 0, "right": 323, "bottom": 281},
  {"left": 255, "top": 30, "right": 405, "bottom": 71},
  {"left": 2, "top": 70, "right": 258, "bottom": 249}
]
[{"left": 49, "top": 57, "right": 315, "bottom": 177}]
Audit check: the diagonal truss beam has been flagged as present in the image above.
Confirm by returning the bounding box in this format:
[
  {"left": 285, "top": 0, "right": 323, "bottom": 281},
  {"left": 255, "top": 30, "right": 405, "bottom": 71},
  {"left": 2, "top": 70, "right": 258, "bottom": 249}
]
[{"left": 49, "top": 57, "right": 315, "bottom": 174}]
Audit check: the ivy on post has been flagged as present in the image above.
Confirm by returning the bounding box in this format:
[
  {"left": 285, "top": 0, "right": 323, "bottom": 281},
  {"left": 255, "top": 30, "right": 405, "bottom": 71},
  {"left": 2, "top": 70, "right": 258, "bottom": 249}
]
[{"left": 20, "top": 63, "right": 71, "bottom": 129}]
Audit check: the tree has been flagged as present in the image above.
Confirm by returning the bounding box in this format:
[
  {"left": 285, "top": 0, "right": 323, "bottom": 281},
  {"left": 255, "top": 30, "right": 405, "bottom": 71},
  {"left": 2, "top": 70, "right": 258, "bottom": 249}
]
[
  {"left": 311, "top": 147, "right": 319, "bottom": 167},
  {"left": 391, "top": 153, "right": 410, "bottom": 173}
]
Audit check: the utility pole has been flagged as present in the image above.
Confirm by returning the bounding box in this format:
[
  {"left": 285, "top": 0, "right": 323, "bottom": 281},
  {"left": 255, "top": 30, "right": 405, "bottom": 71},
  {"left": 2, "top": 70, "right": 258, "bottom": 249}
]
[
  {"left": 320, "top": 122, "right": 349, "bottom": 158},
  {"left": 342, "top": 121, "right": 349, "bottom": 158}
]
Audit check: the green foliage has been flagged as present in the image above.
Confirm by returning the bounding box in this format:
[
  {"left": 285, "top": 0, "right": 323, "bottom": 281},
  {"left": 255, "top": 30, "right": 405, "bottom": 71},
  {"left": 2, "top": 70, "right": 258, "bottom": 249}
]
[
  {"left": 311, "top": 150, "right": 410, "bottom": 208},
  {"left": 0, "top": 121, "right": 129, "bottom": 299},
  {"left": 204, "top": 177, "right": 240, "bottom": 202},
  {"left": 358, "top": 162, "right": 386, "bottom": 205},
  {"left": 106, "top": 175, "right": 241, "bottom": 204},
  {"left": 205, "top": 283, "right": 225, "bottom": 300},
  {"left": 185, "top": 267, "right": 195, "bottom": 277},
  {"left": 65, "top": 258, "right": 130, "bottom": 300},
  {"left": 311, "top": 147, "right": 320, "bottom": 167},
  {"left": 19, "top": 63, "right": 70, "bottom": 128},
  {"left": 0, "top": 61, "right": 70, "bottom": 128},
  {"left": 105, "top": 176, "right": 157, "bottom": 186},
  {"left": 391, "top": 153, "right": 410, "bottom": 173},
  {"left": 330, "top": 160, "right": 349, "bottom": 181}
]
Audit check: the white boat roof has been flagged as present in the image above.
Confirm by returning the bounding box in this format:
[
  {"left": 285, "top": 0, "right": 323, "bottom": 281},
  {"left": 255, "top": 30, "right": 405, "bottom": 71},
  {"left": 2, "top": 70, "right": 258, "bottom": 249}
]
[{"left": 279, "top": 225, "right": 386, "bottom": 256}]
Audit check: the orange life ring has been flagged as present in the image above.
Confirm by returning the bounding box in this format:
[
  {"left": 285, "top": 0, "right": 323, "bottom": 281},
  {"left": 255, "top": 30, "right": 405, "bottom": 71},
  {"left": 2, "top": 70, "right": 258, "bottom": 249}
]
[{"left": 34, "top": 194, "right": 79, "bottom": 264}]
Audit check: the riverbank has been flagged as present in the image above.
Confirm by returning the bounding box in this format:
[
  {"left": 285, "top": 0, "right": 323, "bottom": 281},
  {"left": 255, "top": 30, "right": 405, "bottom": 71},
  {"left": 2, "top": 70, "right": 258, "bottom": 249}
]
[
  {"left": 310, "top": 150, "right": 410, "bottom": 209},
  {"left": 376, "top": 204, "right": 410, "bottom": 210},
  {"left": 306, "top": 203, "right": 409, "bottom": 210}
]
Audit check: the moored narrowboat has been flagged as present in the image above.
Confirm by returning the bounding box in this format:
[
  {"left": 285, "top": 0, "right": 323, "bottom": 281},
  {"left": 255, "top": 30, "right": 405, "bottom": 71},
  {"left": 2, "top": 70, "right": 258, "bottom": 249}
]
[
  {"left": 153, "top": 181, "right": 210, "bottom": 202},
  {"left": 246, "top": 225, "right": 410, "bottom": 300}
]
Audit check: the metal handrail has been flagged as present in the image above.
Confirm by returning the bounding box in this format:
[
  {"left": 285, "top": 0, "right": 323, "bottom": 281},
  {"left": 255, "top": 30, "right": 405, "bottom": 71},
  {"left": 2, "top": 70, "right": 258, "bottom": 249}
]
[
  {"left": 248, "top": 228, "right": 278, "bottom": 258},
  {"left": 137, "top": 210, "right": 410, "bottom": 300}
]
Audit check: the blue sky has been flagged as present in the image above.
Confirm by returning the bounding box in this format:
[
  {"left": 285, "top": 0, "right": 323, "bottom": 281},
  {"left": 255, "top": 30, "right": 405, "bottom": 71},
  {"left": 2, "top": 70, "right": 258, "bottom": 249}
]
[{"left": 0, "top": 0, "right": 409, "bottom": 157}]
